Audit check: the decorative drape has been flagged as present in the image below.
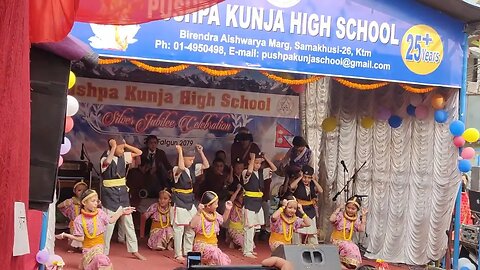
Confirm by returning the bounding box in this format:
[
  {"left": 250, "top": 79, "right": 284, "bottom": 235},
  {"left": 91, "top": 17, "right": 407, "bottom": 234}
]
[
  {"left": 30, "top": 0, "right": 224, "bottom": 43},
  {"left": 304, "top": 81, "right": 460, "bottom": 264}
]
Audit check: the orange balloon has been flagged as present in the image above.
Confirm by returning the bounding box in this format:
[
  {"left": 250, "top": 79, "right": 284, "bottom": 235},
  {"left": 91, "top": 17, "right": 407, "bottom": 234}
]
[{"left": 431, "top": 93, "right": 445, "bottom": 109}]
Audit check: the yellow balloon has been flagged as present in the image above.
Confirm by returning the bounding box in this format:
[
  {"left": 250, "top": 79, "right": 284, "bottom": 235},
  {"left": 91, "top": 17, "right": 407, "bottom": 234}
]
[
  {"left": 322, "top": 117, "right": 337, "bottom": 132},
  {"left": 463, "top": 128, "right": 480, "bottom": 143},
  {"left": 68, "top": 71, "right": 76, "bottom": 89},
  {"left": 361, "top": 117, "right": 375, "bottom": 129}
]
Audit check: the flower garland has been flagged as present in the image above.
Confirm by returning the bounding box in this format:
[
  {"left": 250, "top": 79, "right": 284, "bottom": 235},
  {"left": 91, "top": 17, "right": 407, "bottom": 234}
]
[
  {"left": 259, "top": 71, "right": 323, "bottom": 85},
  {"left": 399, "top": 84, "right": 438, "bottom": 94},
  {"left": 197, "top": 66, "right": 242, "bottom": 76},
  {"left": 81, "top": 212, "right": 98, "bottom": 239},
  {"left": 342, "top": 217, "right": 355, "bottom": 241},
  {"left": 98, "top": 58, "right": 123, "bottom": 65},
  {"left": 157, "top": 205, "right": 170, "bottom": 229},
  {"left": 201, "top": 212, "right": 216, "bottom": 238},
  {"left": 129, "top": 60, "right": 190, "bottom": 74},
  {"left": 334, "top": 78, "right": 389, "bottom": 90}
]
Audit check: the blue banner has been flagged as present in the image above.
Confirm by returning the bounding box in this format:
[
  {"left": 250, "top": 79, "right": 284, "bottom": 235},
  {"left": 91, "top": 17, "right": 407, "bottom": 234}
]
[{"left": 71, "top": 0, "right": 465, "bottom": 87}]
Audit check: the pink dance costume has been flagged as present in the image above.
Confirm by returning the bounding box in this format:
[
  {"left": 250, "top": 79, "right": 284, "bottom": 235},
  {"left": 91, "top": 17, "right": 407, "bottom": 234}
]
[
  {"left": 144, "top": 203, "right": 174, "bottom": 250},
  {"left": 193, "top": 211, "right": 231, "bottom": 265},
  {"left": 330, "top": 211, "right": 362, "bottom": 268},
  {"left": 269, "top": 213, "right": 303, "bottom": 251},
  {"left": 73, "top": 209, "right": 113, "bottom": 270}
]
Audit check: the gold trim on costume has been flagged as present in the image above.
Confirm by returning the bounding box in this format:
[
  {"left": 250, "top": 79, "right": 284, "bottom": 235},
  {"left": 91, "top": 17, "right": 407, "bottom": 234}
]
[
  {"left": 172, "top": 188, "right": 193, "bottom": 194},
  {"left": 244, "top": 191, "right": 263, "bottom": 198},
  {"left": 81, "top": 191, "right": 98, "bottom": 204}
]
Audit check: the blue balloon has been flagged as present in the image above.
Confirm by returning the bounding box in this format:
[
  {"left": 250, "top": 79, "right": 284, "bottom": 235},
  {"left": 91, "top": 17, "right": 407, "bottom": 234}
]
[
  {"left": 434, "top": 110, "right": 448, "bottom": 123},
  {"left": 406, "top": 104, "right": 416, "bottom": 116},
  {"left": 459, "top": 159, "right": 472, "bottom": 173},
  {"left": 460, "top": 267, "right": 470, "bottom": 270},
  {"left": 449, "top": 120, "right": 465, "bottom": 136},
  {"left": 388, "top": 115, "right": 402, "bottom": 128}
]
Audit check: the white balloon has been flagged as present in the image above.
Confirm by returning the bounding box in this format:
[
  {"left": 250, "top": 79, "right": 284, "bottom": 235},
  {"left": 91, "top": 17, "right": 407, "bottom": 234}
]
[
  {"left": 66, "top": 95, "right": 79, "bottom": 116},
  {"left": 60, "top": 137, "right": 71, "bottom": 155}
]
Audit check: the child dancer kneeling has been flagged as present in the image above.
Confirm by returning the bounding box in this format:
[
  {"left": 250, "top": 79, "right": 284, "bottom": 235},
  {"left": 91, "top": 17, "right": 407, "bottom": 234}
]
[
  {"left": 269, "top": 196, "right": 311, "bottom": 251},
  {"left": 330, "top": 196, "right": 367, "bottom": 269},
  {"left": 227, "top": 184, "right": 246, "bottom": 249},
  {"left": 57, "top": 181, "right": 88, "bottom": 252},
  {"left": 144, "top": 189, "right": 173, "bottom": 250},
  {"left": 190, "top": 191, "right": 232, "bottom": 265},
  {"left": 56, "top": 189, "right": 135, "bottom": 270}
]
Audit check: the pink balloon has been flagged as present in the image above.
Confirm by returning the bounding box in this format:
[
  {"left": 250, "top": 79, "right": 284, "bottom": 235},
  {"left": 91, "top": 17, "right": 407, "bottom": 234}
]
[
  {"left": 453, "top": 136, "right": 466, "bottom": 148},
  {"left": 58, "top": 156, "right": 63, "bottom": 167},
  {"left": 65, "top": 117, "right": 74, "bottom": 133},
  {"left": 415, "top": 105, "right": 429, "bottom": 120},
  {"left": 461, "top": 147, "right": 476, "bottom": 160}
]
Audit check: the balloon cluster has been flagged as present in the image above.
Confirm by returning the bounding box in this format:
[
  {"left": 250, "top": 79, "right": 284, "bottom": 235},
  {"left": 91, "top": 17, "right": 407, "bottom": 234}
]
[
  {"left": 59, "top": 71, "right": 79, "bottom": 167},
  {"left": 449, "top": 120, "right": 479, "bottom": 173},
  {"left": 36, "top": 250, "right": 65, "bottom": 269}
]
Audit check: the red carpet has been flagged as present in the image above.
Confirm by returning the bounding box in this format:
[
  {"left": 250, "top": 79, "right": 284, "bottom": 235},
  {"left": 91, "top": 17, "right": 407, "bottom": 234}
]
[{"left": 55, "top": 237, "right": 410, "bottom": 269}]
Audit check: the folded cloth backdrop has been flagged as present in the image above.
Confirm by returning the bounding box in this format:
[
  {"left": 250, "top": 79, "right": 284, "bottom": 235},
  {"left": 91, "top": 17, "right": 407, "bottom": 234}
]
[{"left": 30, "top": 0, "right": 224, "bottom": 42}]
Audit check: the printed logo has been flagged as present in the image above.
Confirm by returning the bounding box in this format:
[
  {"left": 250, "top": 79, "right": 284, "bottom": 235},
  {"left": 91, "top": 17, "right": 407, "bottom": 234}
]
[
  {"left": 276, "top": 96, "right": 294, "bottom": 116},
  {"left": 267, "top": 0, "right": 301, "bottom": 8},
  {"left": 89, "top": 24, "right": 141, "bottom": 51}
]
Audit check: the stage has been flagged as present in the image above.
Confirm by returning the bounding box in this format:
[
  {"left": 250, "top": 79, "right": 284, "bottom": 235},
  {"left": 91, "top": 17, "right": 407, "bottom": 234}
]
[{"left": 55, "top": 236, "right": 413, "bottom": 270}]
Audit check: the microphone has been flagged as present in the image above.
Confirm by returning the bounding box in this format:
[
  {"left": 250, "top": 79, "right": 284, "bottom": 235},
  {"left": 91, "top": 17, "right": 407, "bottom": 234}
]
[
  {"left": 80, "top": 143, "right": 85, "bottom": 160},
  {"left": 340, "top": 160, "right": 348, "bottom": 173}
]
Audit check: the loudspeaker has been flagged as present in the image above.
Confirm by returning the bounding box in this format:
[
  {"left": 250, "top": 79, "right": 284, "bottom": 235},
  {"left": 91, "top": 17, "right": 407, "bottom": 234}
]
[
  {"left": 271, "top": 244, "right": 342, "bottom": 270},
  {"left": 29, "top": 47, "right": 70, "bottom": 211}
]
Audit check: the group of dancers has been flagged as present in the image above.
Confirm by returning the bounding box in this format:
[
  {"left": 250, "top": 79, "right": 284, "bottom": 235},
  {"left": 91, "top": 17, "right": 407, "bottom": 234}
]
[{"left": 56, "top": 133, "right": 368, "bottom": 270}]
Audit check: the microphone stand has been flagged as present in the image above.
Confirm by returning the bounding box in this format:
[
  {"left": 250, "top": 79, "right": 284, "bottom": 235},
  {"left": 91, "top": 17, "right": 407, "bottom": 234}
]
[{"left": 333, "top": 161, "right": 367, "bottom": 202}]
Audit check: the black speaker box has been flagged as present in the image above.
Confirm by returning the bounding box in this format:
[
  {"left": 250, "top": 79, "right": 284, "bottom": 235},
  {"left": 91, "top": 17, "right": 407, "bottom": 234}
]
[
  {"left": 29, "top": 47, "right": 70, "bottom": 211},
  {"left": 271, "top": 244, "right": 342, "bottom": 270}
]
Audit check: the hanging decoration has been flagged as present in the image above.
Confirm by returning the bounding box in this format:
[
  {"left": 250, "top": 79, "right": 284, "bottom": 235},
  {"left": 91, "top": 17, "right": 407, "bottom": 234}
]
[
  {"left": 98, "top": 58, "right": 123, "bottom": 65},
  {"left": 431, "top": 93, "right": 445, "bottom": 109},
  {"left": 399, "top": 84, "right": 437, "bottom": 94},
  {"left": 406, "top": 104, "right": 416, "bottom": 116},
  {"left": 461, "top": 147, "right": 476, "bottom": 160},
  {"left": 65, "top": 116, "right": 74, "bottom": 133},
  {"left": 449, "top": 120, "right": 465, "bottom": 137},
  {"left": 66, "top": 95, "right": 79, "bottom": 117},
  {"left": 60, "top": 137, "right": 71, "bottom": 155},
  {"left": 196, "top": 66, "right": 242, "bottom": 77},
  {"left": 463, "top": 128, "right": 480, "bottom": 143},
  {"left": 458, "top": 159, "right": 472, "bottom": 173},
  {"left": 322, "top": 117, "right": 338, "bottom": 132},
  {"left": 388, "top": 115, "right": 403, "bottom": 128},
  {"left": 360, "top": 117, "right": 375, "bottom": 129},
  {"left": 259, "top": 71, "right": 323, "bottom": 85},
  {"left": 129, "top": 60, "right": 189, "bottom": 74},
  {"left": 434, "top": 110, "right": 448, "bottom": 123},
  {"left": 334, "top": 78, "right": 388, "bottom": 90},
  {"left": 68, "top": 71, "right": 76, "bottom": 89},
  {"left": 453, "top": 136, "right": 466, "bottom": 148}
]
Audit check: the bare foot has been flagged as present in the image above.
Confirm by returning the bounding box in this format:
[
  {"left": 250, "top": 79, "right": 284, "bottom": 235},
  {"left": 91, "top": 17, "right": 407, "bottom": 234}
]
[
  {"left": 175, "top": 256, "right": 186, "bottom": 263},
  {"left": 155, "top": 246, "right": 165, "bottom": 251},
  {"left": 132, "top": 252, "right": 147, "bottom": 261},
  {"left": 67, "top": 249, "right": 75, "bottom": 253},
  {"left": 167, "top": 241, "right": 174, "bottom": 251},
  {"left": 244, "top": 254, "right": 257, "bottom": 259},
  {"left": 229, "top": 242, "right": 235, "bottom": 249},
  {"left": 252, "top": 251, "right": 258, "bottom": 256}
]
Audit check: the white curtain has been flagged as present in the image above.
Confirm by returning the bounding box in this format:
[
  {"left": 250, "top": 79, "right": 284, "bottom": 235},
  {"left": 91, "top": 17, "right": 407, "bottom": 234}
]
[{"left": 304, "top": 81, "right": 460, "bottom": 265}]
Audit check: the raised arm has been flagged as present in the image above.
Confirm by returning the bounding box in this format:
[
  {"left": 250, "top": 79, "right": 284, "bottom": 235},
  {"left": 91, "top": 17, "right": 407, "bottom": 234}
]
[
  {"left": 271, "top": 199, "right": 287, "bottom": 221},
  {"left": 124, "top": 141, "right": 142, "bottom": 158},
  {"left": 263, "top": 155, "right": 277, "bottom": 172},
  {"left": 312, "top": 175, "right": 323, "bottom": 193},
  {"left": 229, "top": 184, "right": 242, "bottom": 202},
  {"left": 330, "top": 207, "right": 342, "bottom": 223},
  {"left": 103, "top": 139, "right": 117, "bottom": 167},
  {"left": 298, "top": 204, "right": 312, "bottom": 228},
  {"left": 196, "top": 144, "right": 210, "bottom": 170},
  {"left": 247, "top": 153, "right": 255, "bottom": 175},
  {"left": 289, "top": 173, "right": 303, "bottom": 191},
  {"left": 223, "top": 201, "right": 233, "bottom": 222},
  {"left": 175, "top": 145, "right": 186, "bottom": 174}
]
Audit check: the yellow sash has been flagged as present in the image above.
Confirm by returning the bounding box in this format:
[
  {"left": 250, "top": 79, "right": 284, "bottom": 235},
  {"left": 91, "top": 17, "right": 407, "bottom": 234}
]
[
  {"left": 244, "top": 191, "right": 263, "bottom": 198},
  {"left": 229, "top": 221, "right": 243, "bottom": 231},
  {"left": 151, "top": 216, "right": 171, "bottom": 230},
  {"left": 269, "top": 232, "right": 290, "bottom": 244},
  {"left": 172, "top": 188, "right": 193, "bottom": 194},
  {"left": 195, "top": 233, "right": 218, "bottom": 245},
  {"left": 297, "top": 198, "right": 315, "bottom": 206},
  {"left": 103, "top": 177, "right": 126, "bottom": 187},
  {"left": 331, "top": 229, "right": 347, "bottom": 241},
  {"left": 83, "top": 233, "right": 105, "bottom": 249}
]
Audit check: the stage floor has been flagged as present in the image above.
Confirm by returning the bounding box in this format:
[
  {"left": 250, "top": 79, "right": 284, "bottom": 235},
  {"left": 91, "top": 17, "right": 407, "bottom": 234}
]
[{"left": 55, "top": 236, "right": 416, "bottom": 270}]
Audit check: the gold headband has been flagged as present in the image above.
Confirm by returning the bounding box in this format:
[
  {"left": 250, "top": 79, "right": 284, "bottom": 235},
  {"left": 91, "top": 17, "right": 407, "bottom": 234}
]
[
  {"left": 286, "top": 196, "right": 297, "bottom": 206},
  {"left": 81, "top": 191, "right": 98, "bottom": 204},
  {"left": 346, "top": 197, "right": 360, "bottom": 209},
  {"left": 73, "top": 181, "right": 88, "bottom": 190},
  {"left": 205, "top": 192, "right": 219, "bottom": 206},
  {"left": 160, "top": 189, "right": 171, "bottom": 197}
]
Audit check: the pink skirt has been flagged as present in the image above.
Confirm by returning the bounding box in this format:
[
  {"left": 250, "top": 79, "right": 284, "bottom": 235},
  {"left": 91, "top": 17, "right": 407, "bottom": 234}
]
[
  {"left": 81, "top": 245, "right": 112, "bottom": 270},
  {"left": 332, "top": 240, "right": 362, "bottom": 268},
  {"left": 148, "top": 227, "right": 174, "bottom": 250},
  {"left": 228, "top": 228, "right": 244, "bottom": 248},
  {"left": 193, "top": 242, "right": 231, "bottom": 266}
]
